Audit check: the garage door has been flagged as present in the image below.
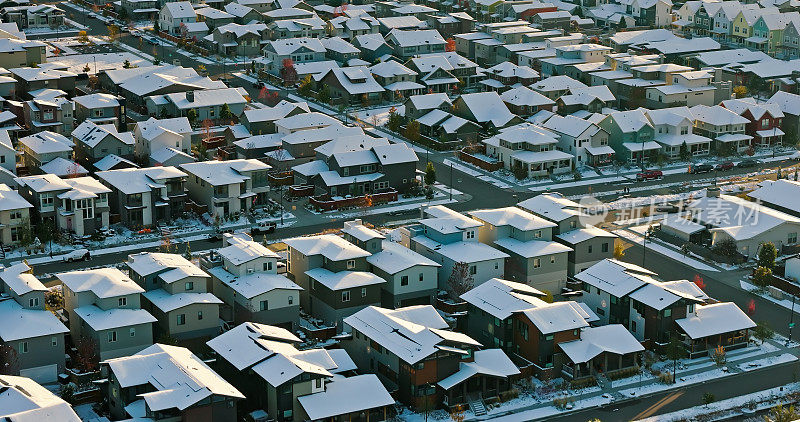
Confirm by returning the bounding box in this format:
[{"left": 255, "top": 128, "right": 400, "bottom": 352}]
[{"left": 20, "top": 364, "right": 58, "bottom": 384}]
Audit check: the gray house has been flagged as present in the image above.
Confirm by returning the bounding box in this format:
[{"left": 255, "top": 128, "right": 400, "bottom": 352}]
[
  {"left": 71, "top": 121, "right": 135, "bottom": 169},
  {"left": 96, "top": 166, "right": 188, "bottom": 229}
]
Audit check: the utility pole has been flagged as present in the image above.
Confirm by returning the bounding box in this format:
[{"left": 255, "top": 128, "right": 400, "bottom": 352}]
[
  {"left": 789, "top": 294, "right": 796, "bottom": 345},
  {"left": 449, "top": 162, "right": 453, "bottom": 201}
]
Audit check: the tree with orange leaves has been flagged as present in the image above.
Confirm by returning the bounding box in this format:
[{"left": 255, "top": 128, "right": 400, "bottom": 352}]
[{"left": 446, "top": 38, "right": 456, "bottom": 52}]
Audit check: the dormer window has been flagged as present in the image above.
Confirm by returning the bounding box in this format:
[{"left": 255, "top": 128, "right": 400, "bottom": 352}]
[{"left": 347, "top": 259, "right": 355, "bottom": 269}]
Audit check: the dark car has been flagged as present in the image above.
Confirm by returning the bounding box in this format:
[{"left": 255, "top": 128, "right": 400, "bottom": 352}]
[
  {"left": 738, "top": 158, "right": 760, "bottom": 168},
  {"left": 251, "top": 221, "right": 277, "bottom": 235},
  {"left": 146, "top": 36, "right": 159, "bottom": 45},
  {"left": 636, "top": 169, "right": 662, "bottom": 181},
  {"left": 690, "top": 164, "right": 713, "bottom": 174},
  {"left": 655, "top": 204, "right": 680, "bottom": 213},
  {"left": 715, "top": 161, "right": 734, "bottom": 171}
]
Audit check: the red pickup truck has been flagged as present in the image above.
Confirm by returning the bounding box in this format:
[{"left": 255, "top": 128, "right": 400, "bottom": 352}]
[{"left": 636, "top": 169, "right": 663, "bottom": 181}]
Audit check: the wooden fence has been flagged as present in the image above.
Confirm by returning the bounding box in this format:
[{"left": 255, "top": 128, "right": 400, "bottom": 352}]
[{"left": 309, "top": 189, "right": 398, "bottom": 212}]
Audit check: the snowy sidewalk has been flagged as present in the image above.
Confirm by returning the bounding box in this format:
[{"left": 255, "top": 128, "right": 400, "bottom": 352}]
[{"left": 613, "top": 227, "right": 721, "bottom": 272}]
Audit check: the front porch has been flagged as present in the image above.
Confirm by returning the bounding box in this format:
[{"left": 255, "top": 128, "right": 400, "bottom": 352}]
[
  {"left": 510, "top": 150, "right": 574, "bottom": 177},
  {"left": 682, "top": 329, "right": 750, "bottom": 359},
  {"left": 623, "top": 141, "right": 661, "bottom": 165},
  {"left": 584, "top": 145, "right": 615, "bottom": 167},
  {"left": 755, "top": 128, "right": 784, "bottom": 148},
  {"left": 560, "top": 352, "right": 639, "bottom": 380},
  {"left": 714, "top": 133, "right": 752, "bottom": 154}
]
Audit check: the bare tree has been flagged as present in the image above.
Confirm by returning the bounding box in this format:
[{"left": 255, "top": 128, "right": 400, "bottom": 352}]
[
  {"left": 447, "top": 261, "right": 474, "bottom": 301},
  {"left": 75, "top": 337, "right": 99, "bottom": 373}
]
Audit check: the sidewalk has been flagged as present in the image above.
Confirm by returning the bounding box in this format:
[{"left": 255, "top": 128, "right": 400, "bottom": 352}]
[{"left": 468, "top": 339, "right": 798, "bottom": 421}]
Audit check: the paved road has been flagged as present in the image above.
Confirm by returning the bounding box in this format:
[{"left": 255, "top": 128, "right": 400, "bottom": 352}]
[{"left": 548, "top": 358, "right": 800, "bottom": 421}]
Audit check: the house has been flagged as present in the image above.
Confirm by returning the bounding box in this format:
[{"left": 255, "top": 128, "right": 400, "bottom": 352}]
[
  {"left": 406, "top": 52, "right": 480, "bottom": 93},
  {"left": 204, "top": 234, "right": 301, "bottom": 329},
  {"left": 401, "top": 205, "right": 509, "bottom": 289},
  {"left": 482, "top": 61, "right": 539, "bottom": 91},
  {"left": 159, "top": 1, "right": 197, "bottom": 36},
  {"left": 127, "top": 252, "right": 222, "bottom": 341},
  {"left": 598, "top": 109, "right": 658, "bottom": 165},
  {"left": 10, "top": 67, "right": 76, "bottom": 97},
  {"left": 284, "top": 233, "right": 380, "bottom": 327},
  {"left": 1, "top": 5, "right": 65, "bottom": 30},
  {"left": 769, "top": 91, "right": 800, "bottom": 142},
  {"left": 133, "top": 116, "right": 192, "bottom": 159},
  {"left": 500, "top": 85, "right": 555, "bottom": 117},
  {"left": 207, "top": 322, "right": 391, "bottom": 421},
  {"left": 470, "top": 207, "right": 572, "bottom": 293},
  {"left": 223, "top": 2, "right": 262, "bottom": 24},
  {"left": 369, "top": 60, "right": 422, "bottom": 101},
  {"left": 15, "top": 174, "right": 111, "bottom": 237},
  {"left": 57, "top": 268, "right": 157, "bottom": 360},
  {"left": 675, "top": 302, "right": 756, "bottom": 358},
  {"left": 352, "top": 33, "right": 393, "bottom": 62},
  {"left": 721, "top": 98, "right": 785, "bottom": 148},
  {"left": 452, "top": 92, "right": 521, "bottom": 131},
  {"left": 328, "top": 10, "right": 380, "bottom": 39},
  {"left": 556, "top": 86, "right": 616, "bottom": 115},
  {"left": 95, "top": 166, "right": 188, "bottom": 229},
  {"left": 149, "top": 147, "right": 195, "bottom": 167},
  {"left": 268, "top": 16, "right": 326, "bottom": 40},
  {"left": 749, "top": 179, "right": 800, "bottom": 218},
  {"left": 261, "top": 38, "right": 326, "bottom": 77},
  {"left": 557, "top": 324, "right": 644, "bottom": 380},
  {"left": 194, "top": 7, "right": 235, "bottom": 31},
  {"left": 530, "top": 75, "right": 589, "bottom": 101},
  {"left": 339, "top": 219, "right": 439, "bottom": 307},
  {"left": 99, "top": 65, "right": 227, "bottom": 110},
  {"left": 689, "top": 104, "right": 752, "bottom": 154},
  {"left": 206, "top": 23, "right": 268, "bottom": 57},
  {"left": 403, "top": 93, "right": 452, "bottom": 119},
  {"left": 240, "top": 100, "right": 310, "bottom": 135},
  {"left": 0, "top": 130, "right": 15, "bottom": 174},
  {"left": 0, "top": 184, "right": 31, "bottom": 245},
  {"left": 385, "top": 29, "right": 447, "bottom": 58},
  {"left": 180, "top": 159, "right": 271, "bottom": 216},
  {"left": 71, "top": 121, "right": 135, "bottom": 168},
  {"left": 146, "top": 88, "right": 248, "bottom": 121},
  {"left": 73, "top": 93, "right": 124, "bottom": 128},
  {"left": 18, "top": 131, "right": 72, "bottom": 171},
  {"left": 0, "top": 263, "right": 68, "bottom": 383},
  {"left": 102, "top": 343, "right": 244, "bottom": 421},
  {"left": 316, "top": 66, "right": 385, "bottom": 105},
  {"left": 482, "top": 123, "right": 573, "bottom": 178},
  {"left": 21, "top": 93, "right": 74, "bottom": 135},
  {"left": 343, "top": 305, "right": 519, "bottom": 409},
  {"left": 686, "top": 188, "right": 800, "bottom": 258},
  {"left": 0, "top": 38, "right": 45, "bottom": 69},
  {"left": 627, "top": 278, "right": 708, "bottom": 346},
  {"left": 416, "top": 109, "right": 482, "bottom": 146},
  {"left": 532, "top": 10, "right": 571, "bottom": 31},
  {"left": 541, "top": 115, "right": 613, "bottom": 167},
  {"left": 575, "top": 259, "right": 658, "bottom": 327},
  {"left": 0, "top": 375, "right": 80, "bottom": 420}
]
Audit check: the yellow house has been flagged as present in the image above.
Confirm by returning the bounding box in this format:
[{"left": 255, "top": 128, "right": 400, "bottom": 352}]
[{"left": 731, "top": 9, "right": 760, "bottom": 45}]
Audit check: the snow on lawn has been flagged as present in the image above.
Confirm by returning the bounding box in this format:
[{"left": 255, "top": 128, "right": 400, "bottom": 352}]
[
  {"left": 637, "top": 382, "right": 800, "bottom": 422},
  {"left": 443, "top": 159, "right": 512, "bottom": 189},
  {"left": 350, "top": 105, "right": 404, "bottom": 127},
  {"left": 739, "top": 353, "right": 798, "bottom": 371},
  {"left": 330, "top": 197, "right": 457, "bottom": 219},
  {"left": 740, "top": 278, "right": 800, "bottom": 315},
  {"left": 614, "top": 228, "right": 719, "bottom": 272}
]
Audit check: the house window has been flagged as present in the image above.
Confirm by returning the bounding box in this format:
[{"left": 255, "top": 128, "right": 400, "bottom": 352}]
[
  {"left": 588, "top": 245, "right": 593, "bottom": 254},
  {"left": 533, "top": 258, "right": 541, "bottom": 268},
  {"left": 130, "top": 328, "right": 136, "bottom": 337},
  {"left": 663, "top": 308, "right": 672, "bottom": 317},
  {"left": 19, "top": 342, "right": 28, "bottom": 353},
  {"left": 260, "top": 300, "right": 268, "bottom": 311},
  {"left": 535, "top": 230, "right": 541, "bottom": 238},
  {"left": 469, "top": 265, "right": 477, "bottom": 275},
  {"left": 118, "top": 297, "right": 127, "bottom": 307},
  {"left": 550, "top": 255, "right": 555, "bottom": 264},
  {"left": 185, "top": 281, "right": 194, "bottom": 291},
  {"left": 177, "top": 314, "right": 186, "bottom": 325},
  {"left": 342, "top": 291, "right": 351, "bottom": 302},
  {"left": 197, "top": 311, "right": 203, "bottom": 320},
  {"left": 631, "top": 321, "right": 637, "bottom": 332},
  {"left": 419, "top": 273, "right": 424, "bottom": 282},
  {"left": 29, "top": 297, "right": 38, "bottom": 307},
  {"left": 347, "top": 259, "right": 355, "bottom": 269},
  {"left": 519, "top": 322, "right": 529, "bottom": 341},
  {"left": 790, "top": 233, "right": 798, "bottom": 244},
  {"left": 264, "top": 262, "right": 273, "bottom": 271},
  {"left": 51, "top": 336, "right": 58, "bottom": 346},
  {"left": 466, "top": 231, "right": 475, "bottom": 239},
  {"left": 495, "top": 262, "right": 499, "bottom": 269},
  {"left": 288, "top": 296, "right": 293, "bottom": 305},
  {"left": 602, "top": 243, "right": 609, "bottom": 253},
  {"left": 401, "top": 275, "right": 409, "bottom": 286},
  {"left": 361, "top": 287, "right": 367, "bottom": 297},
  {"left": 108, "top": 331, "right": 117, "bottom": 343},
  {"left": 315, "top": 378, "right": 323, "bottom": 388}
]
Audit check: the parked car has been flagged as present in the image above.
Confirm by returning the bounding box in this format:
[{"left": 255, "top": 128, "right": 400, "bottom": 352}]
[
  {"left": 715, "top": 161, "right": 734, "bottom": 171},
  {"left": 636, "top": 169, "right": 663, "bottom": 181},
  {"left": 61, "top": 248, "right": 90, "bottom": 262},
  {"left": 146, "top": 36, "right": 159, "bottom": 45},
  {"left": 738, "top": 158, "right": 760, "bottom": 168},
  {"left": 689, "top": 163, "right": 713, "bottom": 174},
  {"left": 251, "top": 221, "right": 277, "bottom": 235},
  {"left": 208, "top": 229, "right": 233, "bottom": 241},
  {"left": 655, "top": 204, "right": 680, "bottom": 213}
]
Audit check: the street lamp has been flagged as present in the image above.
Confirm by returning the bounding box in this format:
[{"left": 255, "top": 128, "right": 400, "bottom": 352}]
[
  {"left": 449, "top": 161, "right": 453, "bottom": 201},
  {"left": 642, "top": 224, "right": 654, "bottom": 267},
  {"left": 789, "top": 294, "right": 796, "bottom": 345}
]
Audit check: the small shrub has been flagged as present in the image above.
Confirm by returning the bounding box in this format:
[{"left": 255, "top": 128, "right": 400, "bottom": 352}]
[
  {"left": 499, "top": 388, "right": 519, "bottom": 402},
  {"left": 658, "top": 372, "right": 674, "bottom": 384}
]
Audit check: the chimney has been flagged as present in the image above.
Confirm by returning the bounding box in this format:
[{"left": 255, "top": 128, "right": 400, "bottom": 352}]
[
  {"left": 707, "top": 186, "right": 721, "bottom": 198},
  {"left": 186, "top": 90, "right": 195, "bottom": 103}
]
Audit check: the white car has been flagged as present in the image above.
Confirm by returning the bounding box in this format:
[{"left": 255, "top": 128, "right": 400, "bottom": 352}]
[{"left": 61, "top": 248, "right": 90, "bottom": 262}]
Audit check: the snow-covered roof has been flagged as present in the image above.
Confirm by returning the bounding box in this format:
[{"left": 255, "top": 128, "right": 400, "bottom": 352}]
[
  {"left": 494, "top": 238, "right": 572, "bottom": 258},
  {"left": 749, "top": 179, "right": 800, "bottom": 215},
  {"left": 162, "top": 1, "right": 196, "bottom": 18},
  {"left": 628, "top": 279, "right": 705, "bottom": 311},
  {"left": 420, "top": 205, "right": 483, "bottom": 234},
  {"left": 72, "top": 120, "right": 134, "bottom": 148},
  {"left": 769, "top": 91, "right": 800, "bottom": 116},
  {"left": 93, "top": 154, "right": 139, "bottom": 171},
  {"left": 460, "top": 278, "right": 546, "bottom": 320},
  {"left": 40, "top": 158, "right": 88, "bottom": 178},
  {"left": 407, "top": 92, "right": 452, "bottom": 111},
  {"left": 0, "top": 184, "right": 32, "bottom": 211},
  {"left": 265, "top": 37, "right": 325, "bottom": 55},
  {"left": 343, "top": 305, "right": 479, "bottom": 364},
  {"left": 305, "top": 268, "right": 385, "bottom": 291},
  {"left": 19, "top": 131, "right": 73, "bottom": 154},
  {"left": 0, "top": 262, "right": 45, "bottom": 296},
  {"left": 73, "top": 92, "right": 120, "bottom": 109},
  {"left": 276, "top": 112, "right": 340, "bottom": 131},
  {"left": 180, "top": 159, "right": 270, "bottom": 186},
  {"left": 486, "top": 61, "right": 539, "bottom": 79},
  {"left": 531, "top": 75, "right": 587, "bottom": 93},
  {"left": 57, "top": 268, "right": 143, "bottom": 298},
  {"left": 555, "top": 225, "right": 616, "bottom": 244},
  {"left": 676, "top": 302, "right": 756, "bottom": 340},
  {"left": 342, "top": 220, "right": 385, "bottom": 242},
  {"left": 136, "top": 116, "right": 191, "bottom": 141},
  {"left": 96, "top": 166, "right": 187, "bottom": 195},
  {"left": 415, "top": 236, "right": 510, "bottom": 263},
  {"left": 688, "top": 194, "right": 800, "bottom": 241},
  {"left": 242, "top": 100, "right": 309, "bottom": 123},
  {"left": 470, "top": 207, "right": 556, "bottom": 231},
  {"left": 143, "top": 289, "right": 222, "bottom": 313},
  {"left": 559, "top": 324, "right": 644, "bottom": 363},
  {"left": 521, "top": 301, "right": 589, "bottom": 335},
  {"left": 370, "top": 60, "right": 417, "bottom": 78},
  {"left": 689, "top": 104, "right": 750, "bottom": 126},
  {"left": 285, "top": 234, "right": 370, "bottom": 261},
  {"left": 574, "top": 259, "right": 658, "bottom": 297},
  {"left": 218, "top": 237, "right": 280, "bottom": 265},
  {"left": 456, "top": 92, "right": 517, "bottom": 127},
  {"left": 500, "top": 85, "right": 554, "bottom": 108},
  {"left": 206, "top": 322, "right": 301, "bottom": 371},
  {"left": 372, "top": 143, "right": 418, "bottom": 165},
  {"left": 104, "top": 344, "right": 244, "bottom": 411},
  {"left": 0, "top": 298, "right": 68, "bottom": 342},
  {"left": 75, "top": 305, "right": 156, "bottom": 331},
  {"left": 367, "top": 241, "right": 440, "bottom": 275},
  {"left": 162, "top": 87, "right": 246, "bottom": 110},
  {"left": 298, "top": 374, "right": 394, "bottom": 420},
  {"left": 437, "top": 348, "right": 519, "bottom": 391},
  {"left": 0, "top": 375, "right": 80, "bottom": 421},
  {"left": 321, "top": 67, "right": 384, "bottom": 95},
  {"left": 208, "top": 267, "right": 301, "bottom": 299}
]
